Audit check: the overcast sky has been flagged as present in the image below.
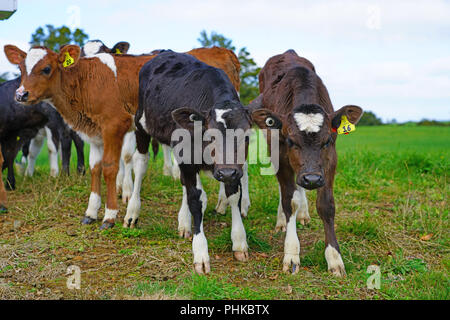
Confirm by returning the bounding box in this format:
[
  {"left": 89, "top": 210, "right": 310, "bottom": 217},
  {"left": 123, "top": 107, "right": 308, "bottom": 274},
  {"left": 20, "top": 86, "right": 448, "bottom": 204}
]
[{"left": 1, "top": 0, "right": 449, "bottom": 122}]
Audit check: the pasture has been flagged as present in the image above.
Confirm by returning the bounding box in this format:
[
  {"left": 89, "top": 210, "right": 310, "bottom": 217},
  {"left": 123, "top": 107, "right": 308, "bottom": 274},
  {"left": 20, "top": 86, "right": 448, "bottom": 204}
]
[{"left": 0, "top": 125, "right": 448, "bottom": 300}]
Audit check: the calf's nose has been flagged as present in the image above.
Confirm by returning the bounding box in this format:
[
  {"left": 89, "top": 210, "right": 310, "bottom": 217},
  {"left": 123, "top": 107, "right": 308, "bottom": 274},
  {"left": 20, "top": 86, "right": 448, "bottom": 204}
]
[
  {"left": 215, "top": 168, "right": 241, "bottom": 183},
  {"left": 299, "top": 173, "right": 325, "bottom": 190},
  {"left": 15, "top": 90, "right": 29, "bottom": 102}
]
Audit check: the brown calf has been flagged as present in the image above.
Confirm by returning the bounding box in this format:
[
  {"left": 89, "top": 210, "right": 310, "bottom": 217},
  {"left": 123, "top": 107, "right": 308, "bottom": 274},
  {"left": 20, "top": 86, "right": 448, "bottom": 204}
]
[
  {"left": 251, "top": 50, "right": 363, "bottom": 276},
  {"left": 4, "top": 44, "right": 241, "bottom": 229}
]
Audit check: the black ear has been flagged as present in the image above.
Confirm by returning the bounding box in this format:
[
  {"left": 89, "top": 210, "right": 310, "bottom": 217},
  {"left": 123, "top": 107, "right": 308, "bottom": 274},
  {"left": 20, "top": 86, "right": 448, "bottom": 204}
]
[
  {"left": 111, "top": 42, "right": 130, "bottom": 54},
  {"left": 172, "top": 108, "right": 206, "bottom": 131},
  {"left": 251, "top": 108, "right": 283, "bottom": 130},
  {"left": 331, "top": 105, "right": 363, "bottom": 129}
]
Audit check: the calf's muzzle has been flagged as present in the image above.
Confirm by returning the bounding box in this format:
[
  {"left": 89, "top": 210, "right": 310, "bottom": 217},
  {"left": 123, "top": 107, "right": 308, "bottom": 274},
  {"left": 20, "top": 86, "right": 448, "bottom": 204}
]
[{"left": 297, "top": 172, "right": 325, "bottom": 190}]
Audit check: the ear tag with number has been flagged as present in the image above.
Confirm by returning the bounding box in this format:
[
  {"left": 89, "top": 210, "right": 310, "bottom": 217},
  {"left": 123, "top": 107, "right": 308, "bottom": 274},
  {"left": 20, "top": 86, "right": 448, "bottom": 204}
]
[
  {"left": 337, "top": 115, "right": 356, "bottom": 135},
  {"left": 63, "top": 52, "right": 74, "bottom": 68},
  {"left": 115, "top": 48, "right": 122, "bottom": 54}
]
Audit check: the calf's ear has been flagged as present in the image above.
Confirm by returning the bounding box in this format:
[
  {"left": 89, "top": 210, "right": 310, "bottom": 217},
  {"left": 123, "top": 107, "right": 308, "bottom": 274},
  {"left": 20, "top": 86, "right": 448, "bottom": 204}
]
[
  {"left": 4, "top": 45, "right": 27, "bottom": 65},
  {"left": 111, "top": 42, "right": 130, "bottom": 54},
  {"left": 58, "top": 45, "right": 81, "bottom": 69},
  {"left": 331, "top": 105, "right": 363, "bottom": 129},
  {"left": 252, "top": 109, "right": 283, "bottom": 130},
  {"left": 172, "top": 108, "right": 207, "bottom": 131}
]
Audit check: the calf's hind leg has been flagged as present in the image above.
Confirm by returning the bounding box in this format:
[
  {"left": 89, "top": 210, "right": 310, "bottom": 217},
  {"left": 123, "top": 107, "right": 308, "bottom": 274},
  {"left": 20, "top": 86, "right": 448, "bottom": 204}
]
[{"left": 124, "top": 128, "right": 150, "bottom": 228}]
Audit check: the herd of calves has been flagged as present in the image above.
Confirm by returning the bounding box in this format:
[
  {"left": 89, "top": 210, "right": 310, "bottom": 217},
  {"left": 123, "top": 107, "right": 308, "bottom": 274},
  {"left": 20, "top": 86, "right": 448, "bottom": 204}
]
[{"left": 0, "top": 40, "right": 363, "bottom": 276}]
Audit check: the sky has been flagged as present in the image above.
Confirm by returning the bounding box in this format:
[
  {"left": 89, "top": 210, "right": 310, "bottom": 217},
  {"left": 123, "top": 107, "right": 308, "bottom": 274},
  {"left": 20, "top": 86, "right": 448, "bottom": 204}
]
[{"left": 0, "top": 0, "right": 449, "bottom": 122}]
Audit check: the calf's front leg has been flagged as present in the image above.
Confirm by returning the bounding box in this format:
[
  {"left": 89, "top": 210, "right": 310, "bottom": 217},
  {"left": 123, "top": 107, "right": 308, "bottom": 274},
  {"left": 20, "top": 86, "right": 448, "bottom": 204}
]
[
  {"left": 0, "top": 148, "right": 7, "bottom": 213},
  {"left": 226, "top": 182, "right": 249, "bottom": 261},
  {"left": 316, "top": 185, "right": 346, "bottom": 277},
  {"left": 82, "top": 142, "right": 103, "bottom": 224}
]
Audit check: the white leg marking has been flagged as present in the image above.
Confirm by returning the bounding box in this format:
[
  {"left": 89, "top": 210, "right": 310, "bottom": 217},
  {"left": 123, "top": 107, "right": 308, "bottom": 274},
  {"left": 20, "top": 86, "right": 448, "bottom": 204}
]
[
  {"left": 25, "top": 129, "right": 45, "bottom": 177},
  {"left": 85, "top": 192, "right": 101, "bottom": 220},
  {"left": 240, "top": 161, "right": 250, "bottom": 217},
  {"left": 162, "top": 144, "right": 173, "bottom": 177},
  {"left": 192, "top": 222, "right": 210, "bottom": 274},
  {"left": 215, "top": 182, "right": 228, "bottom": 214},
  {"left": 177, "top": 185, "right": 192, "bottom": 238},
  {"left": 295, "top": 187, "right": 310, "bottom": 225},
  {"left": 89, "top": 142, "right": 103, "bottom": 170},
  {"left": 229, "top": 191, "right": 248, "bottom": 261},
  {"left": 120, "top": 132, "right": 136, "bottom": 203},
  {"left": 283, "top": 211, "right": 300, "bottom": 274},
  {"left": 124, "top": 151, "right": 149, "bottom": 228},
  {"left": 45, "top": 127, "right": 59, "bottom": 177},
  {"left": 116, "top": 158, "right": 124, "bottom": 194},
  {"left": 103, "top": 207, "right": 119, "bottom": 222},
  {"left": 325, "top": 245, "right": 346, "bottom": 277}
]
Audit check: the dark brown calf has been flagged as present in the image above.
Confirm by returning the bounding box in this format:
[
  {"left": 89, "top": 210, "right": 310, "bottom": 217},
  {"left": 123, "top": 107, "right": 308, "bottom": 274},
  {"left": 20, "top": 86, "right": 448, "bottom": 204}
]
[{"left": 251, "top": 50, "right": 363, "bottom": 276}]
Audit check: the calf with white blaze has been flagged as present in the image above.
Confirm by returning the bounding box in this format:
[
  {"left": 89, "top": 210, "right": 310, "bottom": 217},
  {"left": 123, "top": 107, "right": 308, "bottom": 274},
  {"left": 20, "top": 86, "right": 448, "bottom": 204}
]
[
  {"left": 251, "top": 50, "right": 363, "bottom": 276},
  {"left": 131, "top": 52, "right": 252, "bottom": 273}
]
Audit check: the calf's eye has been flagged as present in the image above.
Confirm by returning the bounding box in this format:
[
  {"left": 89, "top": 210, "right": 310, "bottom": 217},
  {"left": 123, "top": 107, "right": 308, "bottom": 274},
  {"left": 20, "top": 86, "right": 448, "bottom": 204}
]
[
  {"left": 265, "top": 117, "right": 275, "bottom": 127},
  {"left": 42, "top": 66, "right": 51, "bottom": 75}
]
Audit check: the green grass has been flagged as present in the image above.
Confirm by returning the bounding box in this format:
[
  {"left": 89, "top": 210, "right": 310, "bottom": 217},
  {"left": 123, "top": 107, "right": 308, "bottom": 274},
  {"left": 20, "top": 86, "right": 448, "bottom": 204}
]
[{"left": 1, "top": 125, "right": 449, "bottom": 300}]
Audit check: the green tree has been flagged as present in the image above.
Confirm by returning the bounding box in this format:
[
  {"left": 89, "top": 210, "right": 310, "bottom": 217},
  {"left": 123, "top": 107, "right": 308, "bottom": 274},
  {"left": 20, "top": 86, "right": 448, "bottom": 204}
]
[
  {"left": 197, "top": 30, "right": 261, "bottom": 105},
  {"left": 0, "top": 72, "right": 9, "bottom": 83},
  {"left": 358, "top": 111, "right": 383, "bottom": 126},
  {"left": 30, "top": 25, "right": 88, "bottom": 52}
]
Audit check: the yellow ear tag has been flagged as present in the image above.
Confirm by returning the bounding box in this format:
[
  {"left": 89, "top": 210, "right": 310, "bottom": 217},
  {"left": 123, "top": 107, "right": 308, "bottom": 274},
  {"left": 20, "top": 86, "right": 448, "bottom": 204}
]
[
  {"left": 115, "top": 48, "right": 122, "bottom": 54},
  {"left": 17, "top": 136, "right": 20, "bottom": 141},
  {"left": 337, "top": 115, "right": 356, "bottom": 135},
  {"left": 63, "top": 51, "right": 74, "bottom": 68}
]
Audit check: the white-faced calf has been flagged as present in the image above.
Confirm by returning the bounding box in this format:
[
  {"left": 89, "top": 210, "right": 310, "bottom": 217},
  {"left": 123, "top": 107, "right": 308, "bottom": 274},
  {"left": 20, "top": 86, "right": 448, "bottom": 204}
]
[{"left": 251, "top": 50, "right": 363, "bottom": 276}]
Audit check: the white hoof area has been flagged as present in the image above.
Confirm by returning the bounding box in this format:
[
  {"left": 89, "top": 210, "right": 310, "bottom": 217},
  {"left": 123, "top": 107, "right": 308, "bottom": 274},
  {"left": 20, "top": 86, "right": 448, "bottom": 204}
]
[
  {"left": 215, "top": 201, "right": 227, "bottom": 215},
  {"left": 233, "top": 251, "right": 249, "bottom": 262},
  {"left": 194, "top": 262, "right": 211, "bottom": 275},
  {"left": 179, "top": 228, "right": 192, "bottom": 239},
  {"left": 325, "top": 245, "right": 346, "bottom": 277},
  {"left": 50, "top": 169, "right": 58, "bottom": 177},
  {"left": 297, "top": 210, "right": 310, "bottom": 225},
  {"left": 282, "top": 253, "right": 300, "bottom": 274},
  {"left": 122, "top": 192, "right": 132, "bottom": 204}
]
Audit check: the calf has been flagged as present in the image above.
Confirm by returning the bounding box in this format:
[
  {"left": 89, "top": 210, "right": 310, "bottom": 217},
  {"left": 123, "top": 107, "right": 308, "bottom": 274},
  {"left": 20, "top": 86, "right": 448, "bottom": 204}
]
[
  {"left": 251, "top": 50, "right": 363, "bottom": 276},
  {"left": 130, "top": 52, "right": 252, "bottom": 273},
  {"left": 0, "top": 78, "right": 85, "bottom": 189}
]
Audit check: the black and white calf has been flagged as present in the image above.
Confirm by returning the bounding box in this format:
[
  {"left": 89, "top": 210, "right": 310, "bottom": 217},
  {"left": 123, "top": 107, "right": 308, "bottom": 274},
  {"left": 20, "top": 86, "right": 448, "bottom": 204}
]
[
  {"left": 127, "top": 52, "right": 252, "bottom": 274},
  {"left": 0, "top": 77, "right": 85, "bottom": 189}
]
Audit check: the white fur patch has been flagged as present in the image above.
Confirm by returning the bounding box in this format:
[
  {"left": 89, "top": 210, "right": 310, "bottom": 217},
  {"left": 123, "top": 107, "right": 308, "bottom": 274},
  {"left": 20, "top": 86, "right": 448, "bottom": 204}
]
[
  {"left": 45, "top": 127, "right": 59, "bottom": 177},
  {"left": 124, "top": 152, "right": 149, "bottom": 226},
  {"left": 229, "top": 192, "right": 248, "bottom": 252},
  {"left": 82, "top": 41, "right": 103, "bottom": 56},
  {"left": 192, "top": 226, "right": 209, "bottom": 265},
  {"left": 325, "top": 244, "right": 345, "bottom": 271},
  {"left": 215, "top": 108, "right": 231, "bottom": 128},
  {"left": 85, "top": 192, "right": 101, "bottom": 219},
  {"left": 294, "top": 112, "right": 324, "bottom": 133},
  {"left": 92, "top": 53, "right": 117, "bottom": 77},
  {"left": 196, "top": 174, "right": 207, "bottom": 214},
  {"left": 104, "top": 207, "right": 119, "bottom": 221},
  {"left": 25, "top": 48, "right": 47, "bottom": 75},
  {"left": 139, "top": 113, "right": 148, "bottom": 134},
  {"left": 89, "top": 143, "right": 103, "bottom": 169}
]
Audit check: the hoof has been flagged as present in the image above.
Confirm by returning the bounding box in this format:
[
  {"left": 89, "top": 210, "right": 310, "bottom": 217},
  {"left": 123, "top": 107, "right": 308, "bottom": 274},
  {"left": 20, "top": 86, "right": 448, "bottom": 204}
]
[
  {"left": 123, "top": 218, "right": 138, "bottom": 229},
  {"left": 0, "top": 205, "right": 8, "bottom": 214},
  {"left": 194, "top": 262, "right": 210, "bottom": 275},
  {"left": 297, "top": 211, "right": 311, "bottom": 225},
  {"left": 77, "top": 167, "right": 86, "bottom": 175},
  {"left": 275, "top": 225, "right": 286, "bottom": 233},
  {"left": 122, "top": 193, "right": 131, "bottom": 205},
  {"left": 283, "top": 254, "right": 300, "bottom": 275},
  {"left": 179, "top": 229, "right": 192, "bottom": 239},
  {"left": 5, "top": 184, "right": 15, "bottom": 191},
  {"left": 81, "top": 216, "right": 96, "bottom": 224},
  {"left": 329, "top": 265, "right": 347, "bottom": 277},
  {"left": 100, "top": 220, "right": 115, "bottom": 230},
  {"left": 233, "top": 251, "right": 249, "bottom": 262}
]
